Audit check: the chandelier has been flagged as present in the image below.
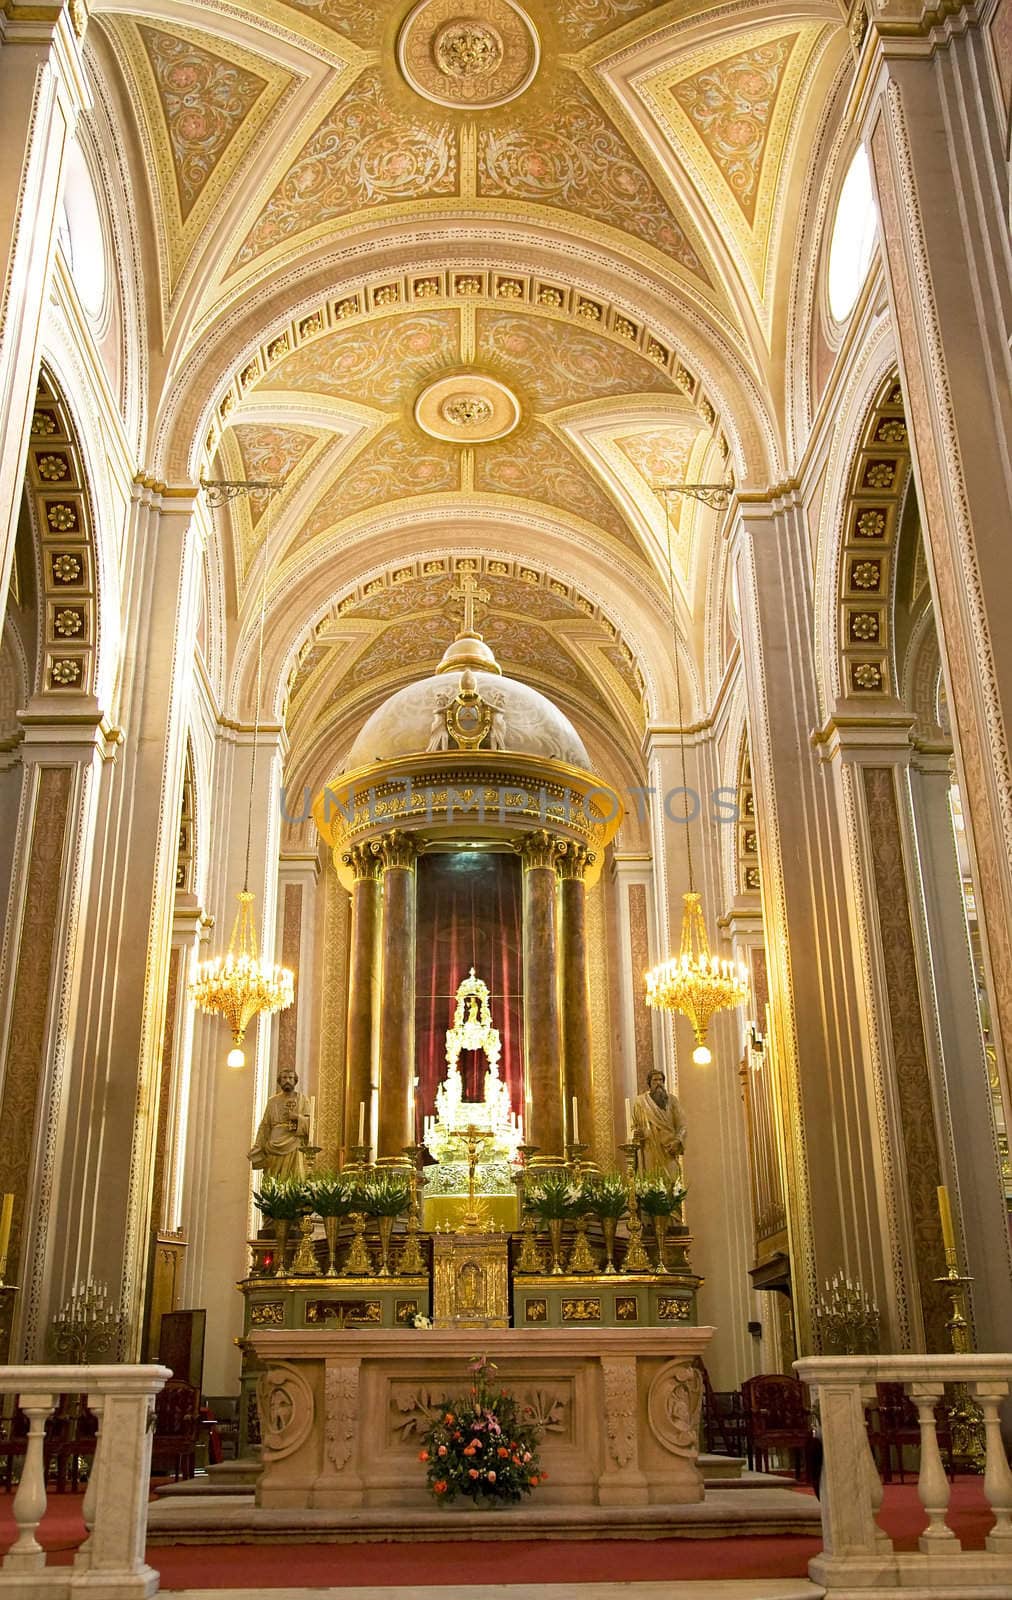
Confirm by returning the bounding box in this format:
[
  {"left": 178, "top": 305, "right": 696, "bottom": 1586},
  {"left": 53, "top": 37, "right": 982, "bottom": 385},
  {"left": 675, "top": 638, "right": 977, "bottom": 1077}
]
[
  {"left": 188, "top": 478, "right": 294, "bottom": 1066},
  {"left": 644, "top": 489, "right": 748, "bottom": 1063}
]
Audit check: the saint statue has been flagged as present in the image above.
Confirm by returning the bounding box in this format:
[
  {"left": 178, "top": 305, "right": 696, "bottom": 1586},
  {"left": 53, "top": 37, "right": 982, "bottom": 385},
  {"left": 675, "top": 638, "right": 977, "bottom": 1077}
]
[
  {"left": 631, "top": 1069, "right": 686, "bottom": 1182},
  {"left": 248, "top": 1068, "right": 313, "bottom": 1181}
]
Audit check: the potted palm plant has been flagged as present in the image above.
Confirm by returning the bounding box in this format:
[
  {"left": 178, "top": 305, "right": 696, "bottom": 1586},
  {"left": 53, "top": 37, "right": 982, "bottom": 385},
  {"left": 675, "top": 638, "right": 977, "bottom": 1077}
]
[
  {"left": 359, "top": 1172, "right": 411, "bottom": 1276},
  {"left": 635, "top": 1171, "right": 687, "bottom": 1274},
  {"left": 523, "top": 1171, "right": 585, "bottom": 1274},
  {"left": 307, "top": 1173, "right": 361, "bottom": 1275},
  {"left": 585, "top": 1172, "right": 628, "bottom": 1273},
  {"left": 253, "top": 1176, "right": 309, "bottom": 1277}
]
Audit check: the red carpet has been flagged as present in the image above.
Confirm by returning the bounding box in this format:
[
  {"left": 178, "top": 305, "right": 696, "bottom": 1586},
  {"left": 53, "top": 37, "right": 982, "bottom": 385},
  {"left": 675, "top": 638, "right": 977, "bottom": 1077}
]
[{"left": 0, "top": 1479, "right": 993, "bottom": 1590}]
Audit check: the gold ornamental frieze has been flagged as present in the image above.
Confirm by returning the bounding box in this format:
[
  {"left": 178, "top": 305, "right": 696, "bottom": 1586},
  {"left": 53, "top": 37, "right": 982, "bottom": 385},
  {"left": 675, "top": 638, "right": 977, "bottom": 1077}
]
[{"left": 314, "top": 750, "right": 622, "bottom": 889}]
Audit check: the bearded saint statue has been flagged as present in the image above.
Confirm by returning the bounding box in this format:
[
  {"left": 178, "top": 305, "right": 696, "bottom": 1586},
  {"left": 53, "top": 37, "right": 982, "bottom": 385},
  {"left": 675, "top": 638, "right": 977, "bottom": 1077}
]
[
  {"left": 248, "top": 1068, "right": 313, "bottom": 1182},
  {"left": 631, "top": 1069, "right": 686, "bottom": 1183}
]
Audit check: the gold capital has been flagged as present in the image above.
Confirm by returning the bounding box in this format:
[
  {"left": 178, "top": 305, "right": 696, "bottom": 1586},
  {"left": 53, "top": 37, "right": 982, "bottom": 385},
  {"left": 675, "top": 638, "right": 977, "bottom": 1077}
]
[
  {"left": 555, "top": 841, "right": 595, "bottom": 881},
  {"left": 514, "top": 829, "right": 563, "bottom": 872},
  {"left": 372, "top": 830, "right": 420, "bottom": 872},
  {"left": 341, "top": 843, "right": 382, "bottom": 882}
]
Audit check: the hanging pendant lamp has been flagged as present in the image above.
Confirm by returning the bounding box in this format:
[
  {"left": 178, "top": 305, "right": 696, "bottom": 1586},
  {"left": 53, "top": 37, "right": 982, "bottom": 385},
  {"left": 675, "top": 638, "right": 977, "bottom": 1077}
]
[
  {"left": 644, "top": 491, "right": 747, "bottom": 1062},
  {"left": 189, "top": 480, "right": 294, "bottom": 1066}
]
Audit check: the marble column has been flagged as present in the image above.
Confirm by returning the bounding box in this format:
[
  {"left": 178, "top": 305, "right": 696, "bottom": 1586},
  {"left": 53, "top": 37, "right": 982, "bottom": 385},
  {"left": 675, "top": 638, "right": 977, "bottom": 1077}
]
[
  {"left": 0, "top": 5, "right": 89, "bottom": 601},
  {"left": 557, "top": 842, "right": 595, "bottom": 1152},
  {"left": 375, "top": 831, "right": 418, "bottom": 1164},
  {"left": 518, "top": 830, "right": 563, "bottom": 1160},
  {"left": 856, "top": 7, "right": 1012, "bottom": 1138},
  {"left": 342, "top": 843, "right": 381, "bottom": 1157},
  {"left": 733, "top": 495, "right": 921, "bottom": 1353}
]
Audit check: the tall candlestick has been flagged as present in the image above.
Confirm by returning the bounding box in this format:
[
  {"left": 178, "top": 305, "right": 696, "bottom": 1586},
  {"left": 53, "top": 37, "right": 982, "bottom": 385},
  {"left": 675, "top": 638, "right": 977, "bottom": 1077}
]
[
  {"left": 937, "top": 1185, "right": 956, "bottom": 1256},
  {"left": 0, "top": 1193, "right": 13, "bottom": 1281},
  {"left": 571, "top": 1096, "right": 579, "bottom": 1145},
  {"left": 358, "top": 1100, "right": 366, "bottom": 1147}
]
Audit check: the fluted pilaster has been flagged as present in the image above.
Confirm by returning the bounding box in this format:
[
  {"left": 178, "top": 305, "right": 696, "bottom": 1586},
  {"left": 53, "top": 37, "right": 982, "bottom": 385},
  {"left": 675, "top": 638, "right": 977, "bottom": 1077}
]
[
  {"left": 516, "top": 830, "right": 563, "bottom": 1157},
  {"left": 341, "top": 845, "right": 382, "bottom": 1157},
  {"left": 374, "top": 831, "right": 419, "bottom": 1162}
]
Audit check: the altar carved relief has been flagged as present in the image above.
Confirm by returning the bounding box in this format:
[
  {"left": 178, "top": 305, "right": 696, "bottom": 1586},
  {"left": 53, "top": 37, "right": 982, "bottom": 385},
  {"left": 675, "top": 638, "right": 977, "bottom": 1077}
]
[
  {"left": 324, "top": 1362, "right": 359, "bottom": 1472},
  {"left": 389, "top": 1384, "right": 449, "bottom": 1441},
  {"left": 519, "top": 1387, "right": 570, "bottom": 1438},
  {"left": 257, "top": 1362, "right": 314, "bottom": 1459},
  {"left": 647, "top": 1360, "right": 703, "bottom": 1458},
  {"left": 601, "top": 1357, "right": 637, "bottom": 1470}
]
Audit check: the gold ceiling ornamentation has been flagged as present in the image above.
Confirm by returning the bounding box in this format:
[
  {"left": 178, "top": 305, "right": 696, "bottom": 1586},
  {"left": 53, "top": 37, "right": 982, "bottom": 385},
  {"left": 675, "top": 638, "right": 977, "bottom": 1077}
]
[
  {"left": 398, "top": 0, "right": 540, "bottom": 109},
  {"left": 415, "top": 372, "right": 521, "bottom": 441}
]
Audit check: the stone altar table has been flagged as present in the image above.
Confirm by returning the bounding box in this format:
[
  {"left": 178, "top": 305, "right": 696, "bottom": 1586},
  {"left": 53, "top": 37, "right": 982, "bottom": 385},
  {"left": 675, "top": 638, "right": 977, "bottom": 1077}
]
[{"left": 249, "top": 1326, "right": 714, "bottom": 1511}]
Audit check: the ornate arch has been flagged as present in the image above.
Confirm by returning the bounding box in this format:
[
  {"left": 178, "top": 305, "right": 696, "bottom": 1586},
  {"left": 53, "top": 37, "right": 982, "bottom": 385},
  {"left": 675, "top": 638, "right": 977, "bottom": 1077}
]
[
  {"left": 834, "top": 368, "right": 912, "bottom": 701},
  {"left": 23, "top": 369, "right": 102, "bottom": 702}
]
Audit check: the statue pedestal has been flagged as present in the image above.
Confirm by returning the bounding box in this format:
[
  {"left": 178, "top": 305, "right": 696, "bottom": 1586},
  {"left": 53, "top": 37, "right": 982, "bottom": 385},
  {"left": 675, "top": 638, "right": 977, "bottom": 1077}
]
[
  {"left": 249, "top": 1326, "right": 714, "bottom": 1511},
  {"left": 432, "top": 1231, "right": 509, "bottom": 1328}
]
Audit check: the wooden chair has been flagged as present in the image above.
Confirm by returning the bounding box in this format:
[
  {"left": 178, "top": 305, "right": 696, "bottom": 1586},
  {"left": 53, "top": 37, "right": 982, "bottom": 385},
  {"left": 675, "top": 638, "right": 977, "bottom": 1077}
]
[
  {"left": 741, "top": 1374, "right": 815, "bottom": 1481},
  {"left": 49, "top": 1395, "right": 99, "bottom": 1492},
  {"left": 150, "top": 1379, "right": 200, "bottom": 1482},
  {"left": 865, "top": 1382, "right": 953, "bottom": 1484},
  {"left": 0, "top": 1404, "right": 28, "bottom": 1491}
]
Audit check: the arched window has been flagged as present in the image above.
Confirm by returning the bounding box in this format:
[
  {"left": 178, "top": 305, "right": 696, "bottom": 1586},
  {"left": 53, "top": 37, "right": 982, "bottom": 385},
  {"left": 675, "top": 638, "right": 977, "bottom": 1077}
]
[
  {"left": 59, "top": 139, "right": 107, "bottom": 323},
  {"left": 828, "top": 146, "right": 879, "bottom": 324}
]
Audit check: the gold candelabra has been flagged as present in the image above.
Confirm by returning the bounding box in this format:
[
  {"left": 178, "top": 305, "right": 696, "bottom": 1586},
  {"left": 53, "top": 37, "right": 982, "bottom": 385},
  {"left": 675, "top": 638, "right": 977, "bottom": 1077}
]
[
  {"left": 813, "top": 1273, "right": 880, "bottom": 1355},
  {"left": 52, "top": 1279, "right": 125, "bottom": 1362}
]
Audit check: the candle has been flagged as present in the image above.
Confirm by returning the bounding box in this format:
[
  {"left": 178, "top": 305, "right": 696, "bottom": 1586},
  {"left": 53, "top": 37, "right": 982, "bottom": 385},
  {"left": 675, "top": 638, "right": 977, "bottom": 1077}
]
[
  {"left": 937, "top": 1185, "right": 956, "bottom": 1255},
  {"left": 358, "top": 1101, "right": 366, "bottom": 1147},
  {"left": 571, "top": 1097, "right": 579, "bottom": 1145},
  {"left": 624, "top": 1098, "right": 633, "bottom": 1142},
  {"left": 0, "top": 1193, "right": 13, "bottom": 1280},
  {"left": 308, "top": 1095, "right": 316, "bottom": 1146}
]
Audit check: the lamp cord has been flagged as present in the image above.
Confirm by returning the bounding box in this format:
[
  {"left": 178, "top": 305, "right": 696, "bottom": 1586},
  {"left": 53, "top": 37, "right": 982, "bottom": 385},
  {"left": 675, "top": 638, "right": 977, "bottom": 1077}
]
[
  {"left": 242, "top": 484, "right": 276, "bottom": 899},
  {"left": 663, "top": 491, "right": 694, "bottom": 895}
]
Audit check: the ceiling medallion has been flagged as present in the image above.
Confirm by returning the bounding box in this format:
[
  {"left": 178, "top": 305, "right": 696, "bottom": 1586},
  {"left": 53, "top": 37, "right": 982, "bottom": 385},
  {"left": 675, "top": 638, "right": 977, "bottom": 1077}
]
[
  {"left": 415, "top": 373, "right": 521, "bottom": 443},
  {"left": 397, "top": 0, "right": 540, "bottom": 110}
]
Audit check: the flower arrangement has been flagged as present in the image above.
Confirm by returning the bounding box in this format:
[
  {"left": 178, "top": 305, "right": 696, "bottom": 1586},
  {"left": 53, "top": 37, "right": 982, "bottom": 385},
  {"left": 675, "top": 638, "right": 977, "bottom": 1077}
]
[
  {"left": 358, "top": 1172, "right": 411, "bottom": 1218},
  {"left": 634, "top": 1170, "right": 687, "bottom": 1217},
  {"left": 584, "top": 1172, "right": 629, "bottom": 1220},
  {"left": 419, "top": 1356, "right": 546, "bottom": 1506},
  {"left": 253, "top": 1175, "right": 309, "bottom": 1221},
  {"left": 306, "top": 1173, "right": 360, "bottom": 1217},
  {"left": 522, "top": 1170, "right": 584, "bottom": 1221}
]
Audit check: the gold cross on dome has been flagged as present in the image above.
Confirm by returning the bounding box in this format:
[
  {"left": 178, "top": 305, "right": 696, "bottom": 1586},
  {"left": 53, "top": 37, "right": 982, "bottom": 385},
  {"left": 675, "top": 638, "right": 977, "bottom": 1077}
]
[{"left": 447, "top": 570, "right": 489, "bottom": 634}]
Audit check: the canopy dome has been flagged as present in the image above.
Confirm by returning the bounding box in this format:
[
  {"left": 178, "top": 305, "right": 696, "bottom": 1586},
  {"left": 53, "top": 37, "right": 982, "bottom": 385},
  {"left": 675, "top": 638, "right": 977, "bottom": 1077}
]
[{"left": 345, "top": 629, "right": 590, "bottom": 770}]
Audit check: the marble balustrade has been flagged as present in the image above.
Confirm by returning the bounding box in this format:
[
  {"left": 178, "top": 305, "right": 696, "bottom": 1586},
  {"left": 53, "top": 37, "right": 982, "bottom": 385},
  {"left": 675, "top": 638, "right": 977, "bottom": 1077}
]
[
  {"left": 249, "top": 1326, "right": 713, "bottom": 1510},
  {"left": 0, "top": 1362, "right": 170, "bottom": 1598},
  {"left": 795, "top": 1354, "right": 1012, "bottom": 1599}
]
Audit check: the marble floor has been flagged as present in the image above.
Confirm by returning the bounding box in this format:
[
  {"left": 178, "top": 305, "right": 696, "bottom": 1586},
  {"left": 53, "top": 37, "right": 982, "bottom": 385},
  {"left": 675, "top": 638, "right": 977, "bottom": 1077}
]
[{"left": 168, "top": 1585, "right": 824, "bottom": 1599}]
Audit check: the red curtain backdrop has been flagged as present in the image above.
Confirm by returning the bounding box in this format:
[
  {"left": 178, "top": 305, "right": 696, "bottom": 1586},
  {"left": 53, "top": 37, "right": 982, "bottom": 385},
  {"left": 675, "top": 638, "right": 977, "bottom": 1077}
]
[{"left": 414, "top": 850, "right": 524, "bottom": 1143}]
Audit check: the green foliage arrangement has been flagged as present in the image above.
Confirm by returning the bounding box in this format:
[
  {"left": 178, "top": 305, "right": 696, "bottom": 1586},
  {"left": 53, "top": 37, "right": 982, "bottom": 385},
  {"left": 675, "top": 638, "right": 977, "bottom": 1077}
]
[
  {"left": 523, "top": 1170, "right": 585, "bottom": 1221},
  {"left": 584, "top": 1171, "right": 629, "bottom": 1221},
  {"left": 634, "top": 1170, "right": 687, "bottom": 1217},
  {"left": 252, "top": 1175, "right": 309, "bottom": 1221},
  {"left": 306, "top": 1173, "right": 360, "bottom": 1217},
  {"left": 358, "top": 1171, "right": 411, "bottom": 1217},
  {"left": 419, "top": 1356, "right": 545, "bottom": 1506}
]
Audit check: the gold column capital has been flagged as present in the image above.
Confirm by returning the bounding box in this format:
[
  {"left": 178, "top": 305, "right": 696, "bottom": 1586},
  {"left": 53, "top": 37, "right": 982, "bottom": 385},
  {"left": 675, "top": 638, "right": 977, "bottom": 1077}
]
[
  {"left": 556, "top": 841, "right": 596, "bottom": 882},
  {"left": 341, "top": 843, "right": 382, "bottom": 883},
  {"left": 514, "top": 829, "right": 563, "bottom": 872},
  {"left": 373, "top": 830, "right": 420, "bottom": 873}
]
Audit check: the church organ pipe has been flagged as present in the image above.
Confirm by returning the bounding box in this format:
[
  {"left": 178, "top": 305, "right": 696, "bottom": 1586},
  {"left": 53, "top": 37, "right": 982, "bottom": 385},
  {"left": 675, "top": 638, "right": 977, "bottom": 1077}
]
[
  {"left": 558, "top": 842, "right": 595, "bottom": 1154},
  {"left": 375, "top": 831, "right": 419, "bottom": 1163},
  {"left": 342, "top": 844, "right": 382, "bottom": 1156},
  {"left": 518, "top": 830, "right": 564, "bottom": 1157}
]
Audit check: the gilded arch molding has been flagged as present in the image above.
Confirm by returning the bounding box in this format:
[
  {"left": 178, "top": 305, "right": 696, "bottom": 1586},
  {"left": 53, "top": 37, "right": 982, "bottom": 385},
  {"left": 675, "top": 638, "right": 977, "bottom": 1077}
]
[{"left": 23, "top": 369, "right": 102, "bottom": 703}]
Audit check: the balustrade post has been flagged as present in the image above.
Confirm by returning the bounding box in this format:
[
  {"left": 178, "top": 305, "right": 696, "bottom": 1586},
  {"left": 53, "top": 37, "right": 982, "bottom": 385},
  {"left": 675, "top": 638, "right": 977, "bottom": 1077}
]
[
  {"left": 5, "top": 1392, "right": 55, "bottom": 1572},
  {"left": 74, "top": 1393, "right": 105, "bottom": 1569},
  {"left": 80, "top": 1384, "right": 161, "bottom": 1594},
  {"left": 970, "top": 1380, "right": 1012, "bottom": 1555},
  {"left": 908, "top": 1382, "right": 958, "bottom": 1551},
  {"left": 806, "top": 1376, "right": 885, "bottom": 1560}
]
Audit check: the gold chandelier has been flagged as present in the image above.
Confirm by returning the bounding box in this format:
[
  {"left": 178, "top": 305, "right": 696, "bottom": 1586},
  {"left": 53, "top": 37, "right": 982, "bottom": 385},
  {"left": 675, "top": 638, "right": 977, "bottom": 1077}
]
[
  {"left": 190, "top": 890, "right": 294, "bottom": 1066},
  {"left": 188, "top": 479, "right": 294, "bottom": 1066},
  {"left": 644, "top": 490, "right": 748, "bottom": 1063}
]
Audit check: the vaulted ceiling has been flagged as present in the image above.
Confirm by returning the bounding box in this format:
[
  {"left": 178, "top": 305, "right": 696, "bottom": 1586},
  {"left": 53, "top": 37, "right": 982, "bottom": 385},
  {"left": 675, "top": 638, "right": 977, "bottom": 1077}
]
[{"left": 88, "top": 0, "right": 851, "bottom": 771}]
